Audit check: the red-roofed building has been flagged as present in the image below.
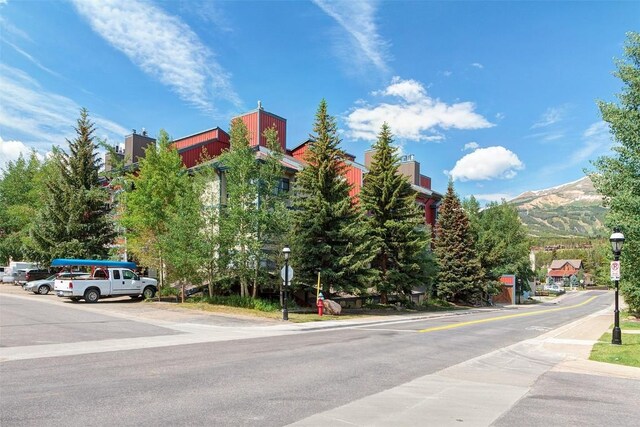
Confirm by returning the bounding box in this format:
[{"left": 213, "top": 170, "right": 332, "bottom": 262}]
[{"left": 547, "top": 259, "right": 583, "bottom": 285}]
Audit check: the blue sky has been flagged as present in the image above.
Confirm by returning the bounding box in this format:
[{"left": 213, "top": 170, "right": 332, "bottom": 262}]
[{"left": 1, "top": 0, "right": 637, "bottom": 201}]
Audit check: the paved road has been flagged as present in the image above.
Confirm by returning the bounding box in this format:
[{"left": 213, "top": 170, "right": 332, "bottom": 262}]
[{"left": 0, "top": 289, "right": 631, "bottom": 426}]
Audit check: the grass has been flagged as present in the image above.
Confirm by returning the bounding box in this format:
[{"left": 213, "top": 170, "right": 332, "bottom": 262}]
[
  {"left": 589, "top": 332, "right": 640, "bottom": 368},
  {"left": 620, "top": 310, "right": 640, "bottom": 330},
  {"left": 155, "top": 299, "right": 465, "bottom": 323}
]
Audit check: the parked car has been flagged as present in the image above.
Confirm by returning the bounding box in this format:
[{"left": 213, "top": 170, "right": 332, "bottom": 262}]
[
  {"left": 544, "top": 284, "right": 566, "bottom": 294},
  {"left": 25, "top": 269, "right": 51, "bottom": 282},
  {"left": 23, "top": 272, "right": 88, "bottom": 295}
]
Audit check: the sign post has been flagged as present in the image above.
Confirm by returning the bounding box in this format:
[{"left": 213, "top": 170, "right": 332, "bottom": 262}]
[
  {"left": 610, "top": 261, "right": 620, "bottom": 281},
  {"left": 280, "top": 266, "right": 294, "bottom": 286}
]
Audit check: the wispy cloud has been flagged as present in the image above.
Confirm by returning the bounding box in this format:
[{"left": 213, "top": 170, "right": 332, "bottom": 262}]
[
  {"left": 463, "top": 141, "right": 479, "bottom": 151},
  {"left": 531, "top": 105, "right": 569, "bottom": 129},
  {"left": 3, "top": 40, "right": 62, "bottom": 78},
  {"left": 71, "top": 0, "right": 240, "bottom": 114},
  {"left": 539, "top": 121, "right": 612, "bottom": 175},
  {"left": 470, "top": 193, "right": 513, "bottom": 203},
  {"left": 0, "top": 14, "right": 31, "bottom": 41},
  {"left": 471, "top": 62, "right": 484, "bottom": 69},
  {"left": 346, "top": 76, "right": 493, "bottom": 141},
  {"left": 0, "top": 64, "right": 128, "bottom": 152},
  {"left": 313, "top": 0, "right": 391, "bottom": 74},
  {"left": 448, "top": 146, "right": 524, "bottom": 181}
]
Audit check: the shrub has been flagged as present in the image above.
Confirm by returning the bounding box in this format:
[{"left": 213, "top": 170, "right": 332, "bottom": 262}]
[{"left": 199, "top": 295, "right": 280, "bottom": 312}]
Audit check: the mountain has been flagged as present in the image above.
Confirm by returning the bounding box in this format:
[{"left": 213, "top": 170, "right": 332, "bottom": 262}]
[{"left": 509, "top": 176, "right": 608, "bottom": 238}]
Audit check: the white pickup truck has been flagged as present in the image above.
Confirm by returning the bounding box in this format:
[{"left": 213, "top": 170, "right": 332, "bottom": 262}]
[{"left": 52, "top": 259, "right": 157, "bottom": 303}]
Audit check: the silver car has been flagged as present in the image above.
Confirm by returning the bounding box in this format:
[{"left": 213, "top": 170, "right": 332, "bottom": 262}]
[{"left": 23, "top": 272, "right": 88, "bottom": 295}]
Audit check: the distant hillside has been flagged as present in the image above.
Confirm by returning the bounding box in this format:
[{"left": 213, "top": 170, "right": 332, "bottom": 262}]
[{"left": 509, "top": 176, "right": 608, "bottom": 238}]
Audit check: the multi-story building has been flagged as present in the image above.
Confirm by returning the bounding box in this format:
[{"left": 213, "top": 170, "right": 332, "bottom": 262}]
[{"left": 110, "top": 103, "right": 442, "bottom": 228}]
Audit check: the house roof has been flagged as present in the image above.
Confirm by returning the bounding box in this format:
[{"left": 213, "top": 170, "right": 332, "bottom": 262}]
[{"left": 549, "top": 259, "right": 582, "bottom": 270}]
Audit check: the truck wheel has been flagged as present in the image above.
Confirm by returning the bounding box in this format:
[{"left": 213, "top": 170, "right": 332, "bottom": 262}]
[
  {"left": 142, "top": 286, "right": 156, "bottom": 299},
  {"left": 84, "top": 288, "right": 100, "bottom": 303},
  {"left": 38, "top": 285, "right": 50, "bottom": 295}
]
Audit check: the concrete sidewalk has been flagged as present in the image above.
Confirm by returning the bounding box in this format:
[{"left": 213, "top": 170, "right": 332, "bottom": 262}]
[{"left": 289, "top": 306, "right": 640, "bottom": 427}]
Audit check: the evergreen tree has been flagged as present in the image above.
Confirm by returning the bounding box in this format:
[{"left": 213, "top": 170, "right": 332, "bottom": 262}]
[
  {"left": 360, "top": 123, "right": 433, "bottom": 303},
  {"left": 120, "top": 129, "right": 188, "bottom": 290},
  {"left": 589, "top": 32, "right": 640, "bottom": 315},
  {"left": 31, "top": 109, "right": 115, "bottom": 262},
  {"left": 434, "top": 181, "right": 484, "bottom": 303},
  {"left": 468, "top": 201, "right": 533, "bottom": 295},
  {"left": 291, "top": 100, "right": 374, "bottom": 294}
]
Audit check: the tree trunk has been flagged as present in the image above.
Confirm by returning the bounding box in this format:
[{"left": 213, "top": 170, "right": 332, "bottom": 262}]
[{"left": 252, "top": 263, "right": 259, "bottom": 299}]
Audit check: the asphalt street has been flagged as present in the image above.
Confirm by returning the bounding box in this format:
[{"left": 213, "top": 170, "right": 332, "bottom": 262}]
[{"left": 0, "top": 287, "right": 636, "bottom": 426}]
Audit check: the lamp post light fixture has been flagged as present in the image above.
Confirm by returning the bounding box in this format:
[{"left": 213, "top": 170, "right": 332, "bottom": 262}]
[
  {"left": 610, "top": 228, "right": 625, "bottom": 345},
  {"left": 282, "top": 246, "right": 291, "bottom": 321}
]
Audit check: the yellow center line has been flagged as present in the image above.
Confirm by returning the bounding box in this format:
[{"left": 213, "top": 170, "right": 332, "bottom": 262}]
[{"left": 418, "top": 296, "right": 599, "bottom": 333}]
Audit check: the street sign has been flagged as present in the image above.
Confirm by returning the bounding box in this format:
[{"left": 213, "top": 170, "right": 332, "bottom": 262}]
[
  {"left": 280, "top": 265, "right": 294, "bottom": 283},
  {"left": 610, "top": 261, "right": 620, "bottom": 281}
]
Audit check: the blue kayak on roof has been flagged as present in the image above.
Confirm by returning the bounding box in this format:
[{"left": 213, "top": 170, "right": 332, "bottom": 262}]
[{"left": 51, "top": 258, "right": 137, "bottom": 270}]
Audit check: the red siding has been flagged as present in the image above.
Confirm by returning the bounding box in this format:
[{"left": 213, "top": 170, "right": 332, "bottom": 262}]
[
  {"left": 419, "top": 175, "right": 431, "bottom": 190},
  {"left": 291, "top": 143, "right": 309, "bottom": 161},
  {"left": 259, "top": 112, "right": 287, "bottom": 150},
  {"left": 173, "top": 128, "right": 228, "bottom": 150},
  {"left": 238, "top": 112, "right": 259, "bottom": 147},
  {"left": 345, "top": 164, "right": 363, "bottom": 200},
  {"left": 179, "top": 140, "right": 230, "bottom": 168}
]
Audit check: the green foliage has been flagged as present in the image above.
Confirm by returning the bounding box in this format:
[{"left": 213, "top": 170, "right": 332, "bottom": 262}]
[
  {"left": 0, "top": 151, "right": 46, "bottom": 264},
  {"left": 218, "top": 120, "right": 290, "bottom": 298},
  {"left": 434, "top": 181, "right": 485, "bottom": 303},
  {"left": 195, "top": 295, "right": 280, "bottom": 312},
  {"left": 290, "top": 99, "right": 375, "bottom": 294},
  {"left": 589, "top": 32, "right": 640, "bottom": 314},
  {"left": 466, "top": 200, "right": 533, "bottom": 285},
  {"left": 120, "top": 129, "right": 187, "bottom": 289},
  {"left": 360, "top": 123, "right": 434, "bottom": 302},
  {"left": 162, "top": 177, "right": 207, "bottom": 289},
  {"left": 29, "top": 108, "right": 115, "bottom": 263}
]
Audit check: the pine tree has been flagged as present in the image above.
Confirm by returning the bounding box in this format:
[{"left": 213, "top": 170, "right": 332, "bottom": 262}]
[
  {"left": 360, "top": 123, "right": 433, "bottom": 303},
  {"left": 434, "top": 181, "right": 484, "bottom": 303},
  {"left": 291, "top": 100, "right": 374, "bottom": 294},
  {"left": 590, "top": 31, "right": 640, "bottom": 315},
  {"left": 31, "top": 109, "right": 115, "bottom": 262}
]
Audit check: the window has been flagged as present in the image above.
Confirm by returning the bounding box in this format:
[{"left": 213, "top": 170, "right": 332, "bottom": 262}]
[
  {"left": 113, "top": 270, "right": 121, "bottom": 280},
  {"left": 123, "top": 270, "right": 135, "bottom": 280},
  {"left": 279, "top": 178, "right": 290, "bottom": 193}
]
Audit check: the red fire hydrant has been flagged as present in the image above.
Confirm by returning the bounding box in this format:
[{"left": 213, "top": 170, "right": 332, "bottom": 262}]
[{"left": 316, "top": 298, "right": 324, "bottom": 316}]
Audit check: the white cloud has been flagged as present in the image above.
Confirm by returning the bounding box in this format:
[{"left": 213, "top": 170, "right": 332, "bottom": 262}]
[
  {"left": 449, "top": 146, "right": 524, "bottom": 181},
  {"left": 442, "top": 70, "right": 452, "bottom": 77},
  {"left": 576, "top": 121, "right": 612, "bottom": 162},
  {"left": 531, "top": 105, "right": 568, "bottom": 129},
  {"left": 345, "top": 76, "right": 493, "bottom": 141},
  {"left": 313, "top": 0, "right": 391, "bottom": 74},
  {"left": 470, "top": 193, "right": 512, "bottom": 203},
  {"left": 463, "top": 141, "right": 479, "bottom": 151},
  {"left": 495, "top": 112, "right": 505, "bottom": 120},
  {"left": 0, "top": 64, "right": 128, "bottom": 151},
  {"left": 4, "top": 40, "right": 62, "bottom": 78},
  {"left": 0, "top": 137, "right": 45, "bottom": 172},
  {"left": 471, "top": 62, "right": 484, "bottom": 69},
  {"left": 71, "top": 0, "right": 240, "bottom": 114},
  {"left": 538, "top": 121, "right": 612, "bottom": 176}
]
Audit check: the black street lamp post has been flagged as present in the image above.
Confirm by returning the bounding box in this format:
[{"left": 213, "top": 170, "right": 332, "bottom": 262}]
[
  {"left": 282, "top": 246, "right": 290, "bottom": 321},
  {"left": 610, "top": 228, "right": 625, "bottom": 345}
]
